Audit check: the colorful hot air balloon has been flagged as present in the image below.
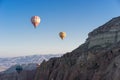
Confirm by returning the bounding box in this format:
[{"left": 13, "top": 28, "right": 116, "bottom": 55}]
[
  {"left": 31, "top": 16, "right": 41, "bottom": 28},
  {"left": 59, "top": 32, "right": 66, "bottom": 40}
]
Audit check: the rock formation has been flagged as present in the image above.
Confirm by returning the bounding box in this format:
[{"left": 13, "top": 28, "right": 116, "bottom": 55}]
[
  {"left": 34, "top": 16, "right": 120, "bottom": 80},
  {"left": 87, "top": 16, "right": 120, "bottom": 48}
]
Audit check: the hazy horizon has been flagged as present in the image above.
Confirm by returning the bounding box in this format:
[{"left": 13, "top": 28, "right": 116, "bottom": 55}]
[{"left": 0, "top": 53, "right": 63, "bottom": 58}]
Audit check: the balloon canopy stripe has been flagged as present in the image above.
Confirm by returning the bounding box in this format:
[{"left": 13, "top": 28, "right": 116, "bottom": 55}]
[{"left": 31, "top": 16, "right": 41, "bottom": 28}]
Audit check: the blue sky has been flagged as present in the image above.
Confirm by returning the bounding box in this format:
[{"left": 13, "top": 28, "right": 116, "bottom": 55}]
[{"left": 0, "top": 0, "right": 120, "bottom": 57}]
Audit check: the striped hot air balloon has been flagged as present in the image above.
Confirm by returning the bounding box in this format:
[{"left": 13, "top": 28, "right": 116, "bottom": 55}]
[{"left": 31, "top": 16, "right": 41, "bottom": 28}]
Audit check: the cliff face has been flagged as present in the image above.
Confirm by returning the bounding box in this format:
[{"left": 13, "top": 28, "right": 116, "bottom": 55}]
[
  {"left": 34, "top": 16, "right": 120, "bottom": 80},
  {"left": 88, "top": 16, "right": 120, "bottom": 36},
  {"left": 87, "top": 16, "right": 120, "bottom": 48}
]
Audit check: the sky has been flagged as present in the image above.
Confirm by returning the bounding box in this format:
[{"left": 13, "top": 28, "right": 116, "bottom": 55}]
[{"left": 0, "top": 0, "right": 120, "bottom": 57}]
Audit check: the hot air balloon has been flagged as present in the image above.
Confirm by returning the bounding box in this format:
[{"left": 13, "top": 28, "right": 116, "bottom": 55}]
[
  {"left": 16, "top": 65, "right": 23, "bottom": 74},
  {"left": 59, "top": 32, "right": 66, "bottom": 40},
  {"left": 31, "top": 16, "right": 41, "bottom": 28}
]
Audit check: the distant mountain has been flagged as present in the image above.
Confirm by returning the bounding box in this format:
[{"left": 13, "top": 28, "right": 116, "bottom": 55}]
[
  {"left": 0, "top": 63, "right": 37, "bottom": 80},
  {"left": 0, "top": 54, "right": 62, "bottom": 80},
  {"left": 2, "top": 63, "right": 38, "bottom": 74},
  {"left": 0, "top": 54, "right": 62, "bottom": 71},
  {"left": 0, "top": 66, "right": 7, "bottom": 72}
]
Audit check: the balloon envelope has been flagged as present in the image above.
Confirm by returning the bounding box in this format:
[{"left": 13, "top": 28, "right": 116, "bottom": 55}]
[
  {"left": 31, "top": 16, "right": 41, "bottom": 28},
  {"left": 16, "top": 65, "right": 23, "bottom": 74},
  {"left": 59, "top": 32, "right": 66, "bottom": 40}
]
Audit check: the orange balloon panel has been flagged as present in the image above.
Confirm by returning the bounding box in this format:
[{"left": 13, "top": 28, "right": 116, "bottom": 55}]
[
  {"left": 31, "top": 16, "right": 41, "bottom": 28},
  {"left": 59, "top": 32, "right": 66, "bottom": 40}
]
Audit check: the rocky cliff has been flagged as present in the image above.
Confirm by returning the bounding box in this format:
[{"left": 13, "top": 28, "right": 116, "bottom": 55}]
[
  {"left": 87, "top": 16, "right": 120, "bottom": 48},
  {"left": 34, "top": 16, "right": 120, "bottom": 80}
]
